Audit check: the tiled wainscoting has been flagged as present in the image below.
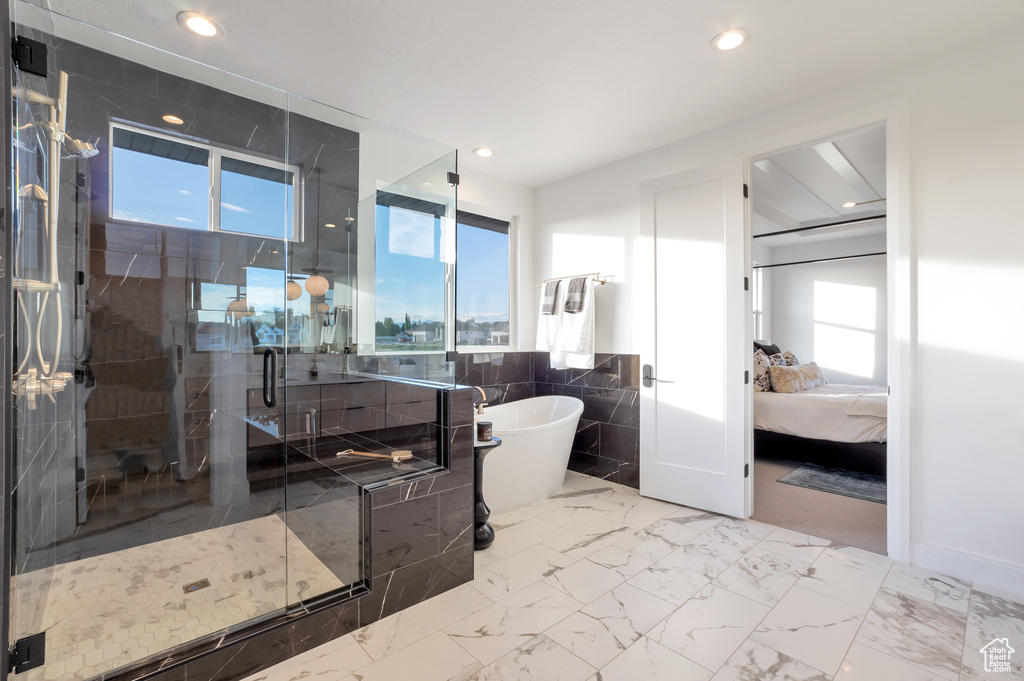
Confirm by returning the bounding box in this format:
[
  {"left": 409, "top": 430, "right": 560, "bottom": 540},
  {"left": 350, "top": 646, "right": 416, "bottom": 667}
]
[
  {"left": 138, "top": 387, "right": 476, "bottom": 681},
  {"left": 455, "top": 352, "right": 641, "bottom": 489}
]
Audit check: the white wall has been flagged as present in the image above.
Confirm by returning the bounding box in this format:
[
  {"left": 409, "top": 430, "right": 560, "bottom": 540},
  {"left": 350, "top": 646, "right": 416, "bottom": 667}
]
[
  {"left": 534, "top": 25, "right": 1024, "bottom": 594},
  {"left": 457, "top": 169, "right": 536, "bottom": 351},
  {"left": 768, "top": 234, "right": 888, "bottom": 385}
]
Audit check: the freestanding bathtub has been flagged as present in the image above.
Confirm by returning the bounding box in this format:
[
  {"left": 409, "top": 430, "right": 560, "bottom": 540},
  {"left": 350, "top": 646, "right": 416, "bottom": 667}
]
[{"left": 480, "top": 395, "right": 584, "bottom": 513}]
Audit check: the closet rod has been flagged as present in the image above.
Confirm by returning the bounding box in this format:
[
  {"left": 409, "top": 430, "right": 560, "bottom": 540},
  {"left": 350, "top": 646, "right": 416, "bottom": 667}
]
[
  {"left": 753, "top": 252, "right": 886, "bottom": 270},
  {"left": 535, "top": 272, "right": 607, "bottom": 287},
  {"left": 752, "top": 213, "right": 886, "bottom": 239}
]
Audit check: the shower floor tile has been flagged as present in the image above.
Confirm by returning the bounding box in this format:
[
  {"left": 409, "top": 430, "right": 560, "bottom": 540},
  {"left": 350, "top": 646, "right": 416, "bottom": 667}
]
[{"left": 14, "top": 514, "right": 344, "bottom": 681}]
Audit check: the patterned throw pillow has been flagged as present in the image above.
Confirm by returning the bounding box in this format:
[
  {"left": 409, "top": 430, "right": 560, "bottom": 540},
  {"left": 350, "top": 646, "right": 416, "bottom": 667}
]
[
  {"left": 752, "top": 349, "right": 772, "bottom": 392},
  {"left": 782, "top": 351, "right": 799, "bottom": 366},
  {"left": 769, "top": 362, "right": 828, "bottom": 393},
  {"left": 767, "top": 353, "right": 787, "bottom": 366}
]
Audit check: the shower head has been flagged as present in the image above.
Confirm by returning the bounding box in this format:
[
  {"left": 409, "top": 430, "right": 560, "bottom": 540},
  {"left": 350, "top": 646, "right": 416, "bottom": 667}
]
[{"left": 62, "top": 137, "right": 98, "bottom": 159}]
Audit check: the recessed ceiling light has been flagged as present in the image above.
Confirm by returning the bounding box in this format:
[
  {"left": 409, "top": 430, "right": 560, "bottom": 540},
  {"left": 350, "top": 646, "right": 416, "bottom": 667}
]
[
  {"left": 162, "top": 114, "right": 184, "bottom": 125},
  {"left": 177, "top": 11, "right": 222, "bottom": 38},
  {"left": 473, "top": 147, "right": 494, "bottom": 158},
  {"left": 324, "top": 223, "right": 336, "bottom": 228},
  {"left": 841, "top": 197, "right": 887, "bottom": 208},
  {"left": 710, "top": 28, "right": 750, "bottom": 52}
]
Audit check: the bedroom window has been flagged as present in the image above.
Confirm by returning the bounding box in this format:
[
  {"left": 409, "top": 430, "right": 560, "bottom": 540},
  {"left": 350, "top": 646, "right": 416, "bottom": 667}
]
[
  {"left": 110, "top": 123, "right": 301, "bottom": 240},
  {"left": 456, "top": 211, "right": 512, "bottom": 349}
]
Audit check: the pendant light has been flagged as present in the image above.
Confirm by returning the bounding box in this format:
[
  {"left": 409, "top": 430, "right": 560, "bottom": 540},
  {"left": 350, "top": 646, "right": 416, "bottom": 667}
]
[
  {"left": 286, "top": 278, "right": 303, "bottom": 301},
  {"left": 303, "top": 168, "right": 333, "bottom": 296}
]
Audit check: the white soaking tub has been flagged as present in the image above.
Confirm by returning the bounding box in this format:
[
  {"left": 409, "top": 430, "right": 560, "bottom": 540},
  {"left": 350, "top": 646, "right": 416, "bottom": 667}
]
[{"left": 480, "top": 395, "right": 584, "bottom": 513}]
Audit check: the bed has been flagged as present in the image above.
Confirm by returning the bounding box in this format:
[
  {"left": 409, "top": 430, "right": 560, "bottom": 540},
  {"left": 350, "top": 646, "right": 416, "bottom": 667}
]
[{"left": 754, "top": 383, "right": 888, "bottom": 475}]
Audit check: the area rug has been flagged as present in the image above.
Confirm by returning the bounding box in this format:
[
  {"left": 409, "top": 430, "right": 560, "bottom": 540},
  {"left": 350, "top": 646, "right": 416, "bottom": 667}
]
[{"left": 777, "top": 463, "right": 886, "bottom": 504}]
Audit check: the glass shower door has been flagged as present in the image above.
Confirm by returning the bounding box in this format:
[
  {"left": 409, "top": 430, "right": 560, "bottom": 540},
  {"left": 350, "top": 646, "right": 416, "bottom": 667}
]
[{"left": 7, "top": 7, "right": 294, "bottom": 679}]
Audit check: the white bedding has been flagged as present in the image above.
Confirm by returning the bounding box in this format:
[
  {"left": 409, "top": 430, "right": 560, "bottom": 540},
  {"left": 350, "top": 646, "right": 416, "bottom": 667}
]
[{"left": 754, "top": 384, "right": 887, "bottom": 444}]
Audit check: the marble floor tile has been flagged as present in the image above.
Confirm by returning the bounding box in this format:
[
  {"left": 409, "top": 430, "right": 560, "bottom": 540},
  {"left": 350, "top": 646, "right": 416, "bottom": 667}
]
[
  {"left": 835, "top": 642, "right": 949, "bottom": 681},
  {"left": 758, "top": 527, "right": 835, "bottom": 563},
  {"left": 470, "top": 544, "right": 576, "bottom": 601},
  {"left": 881, "top": 562, "right": 972, "bottom": 614},
  {"left": 489, "top": 499, "right": 563, "bottom": 527},
  {"left": 711, "top": 638, "right": 833, "bottom": 681},
  {"left": 686, "top": 518, "right": 772, "bottom": 565},
  {"left": 613, "top": 516, "right": 709, "bottom": 562},
  {"left": 628, "top": 544, "right": 728, "bottom": 605},
  {"left": 586, "top": 545, "right": 653, "bottom": 579},
  {"left": 482, "top": 516, "right": 568, "bottom": 561},
  {"left": 541, "top": 502, "right": 615, "bottom": 530},
  {"left": 664, "top": 506, "right": 729, "bottom": 533},
  {"left": 855, "top": 587, "right": 967, "bottom": 681},
  {"left": 751, "top": 585, "right": 867, "bottom": 677},
  {"left": 592, "top": 635, "right": 713, "bottom": 681},
  {"left": 353, "top": 583, "right": 493, "bottom": 661},
  {"left": 238, "top": 634, "right": 371, "bottom": 681},
  {"left": 545, "top": 584, "right": 676, "bottom": 668},
  {"left": 542, "top": 517, "right": 634, "bottom": 560},
  {"left": 543, "top": 557, "right": 625, "bottom": 604},
  {"left": 455, "top": 635, "right": 595, "bottom": 681},
  {"left": 549, "top": 485, "right": 628, "bottom": 512},
  {"left": 649, "top": 583, "right": 771, "bottom": 671},
  {"left": 711, "top": 546, "right": 809, "bottom": 607},
  {"left": 796, "top": 548, "right": 890, "bottom": 609},
  {"left": 338, "top": 631, "right": 480, "bottom": 681},
  {"left": 601, "top": 496, "right": 681, "bottom": 529},
  {"left": 959, "top": 587, "right": 1024, "bottom": 680},
  {"left": 443, "top": 582, "right": 583, "bottom": 665}
]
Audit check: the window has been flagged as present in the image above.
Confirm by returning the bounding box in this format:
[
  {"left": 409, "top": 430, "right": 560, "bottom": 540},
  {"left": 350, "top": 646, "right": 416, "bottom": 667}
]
[
  {"left": 456, "top": 211, "right": 511, "bottom": 348},
  {"left": 110, "top": 123, "right": 300, "bottom": 239},
  {"left": 374, "top": 192, "right": 449, "bottom": 352}
]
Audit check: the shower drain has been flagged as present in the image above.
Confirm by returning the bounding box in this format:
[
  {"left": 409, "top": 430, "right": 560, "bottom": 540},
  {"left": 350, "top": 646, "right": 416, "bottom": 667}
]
[{"left": 182, "top": 578, "right": 211, "bottom": 594}]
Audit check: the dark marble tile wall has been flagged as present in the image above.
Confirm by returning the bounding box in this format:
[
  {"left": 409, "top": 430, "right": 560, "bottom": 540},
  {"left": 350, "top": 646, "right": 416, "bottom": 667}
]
[
  {"left": 456, "top": 351, "right": 641, "bottom": 489},
  {"left": 534, "top": 352, "right": 641, "bottom": 489},
  {"left": 454, "top": 351, "right": 536, "bottom": 406},
  {"left": 126, "top": 386, "right": 475, "bottom": 681}
]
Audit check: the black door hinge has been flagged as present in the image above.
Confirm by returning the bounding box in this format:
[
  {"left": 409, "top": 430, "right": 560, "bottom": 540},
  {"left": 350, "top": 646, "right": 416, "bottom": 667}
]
[
  {"left": 743, "top": 183, "right": 749, "bottom": 198},
  {"left": 445, "top": 350, "right": 458, "bottom": 363},
  {"left": 447, "top": 171, "right": 460, "bottom": 186},
  {"left": 12, "top": 36, "right": 48, "bottom": 77},
  {"left": 744, "top": 370, "right": 749, "bottom": 385},
  {"left": 744, "top": 463, "right": 750, "bottom": 478},
  {"left": 744, "top": 276, "right": 749, "bottom": 291},
  {"left": 9, "top": 632, "right": 46, "bottom": 673}
]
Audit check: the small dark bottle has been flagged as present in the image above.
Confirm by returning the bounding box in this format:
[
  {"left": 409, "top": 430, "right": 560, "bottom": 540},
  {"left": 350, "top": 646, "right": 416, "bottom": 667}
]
[{"left": 477, "top": 421, "right": 493, "bottom": 442}]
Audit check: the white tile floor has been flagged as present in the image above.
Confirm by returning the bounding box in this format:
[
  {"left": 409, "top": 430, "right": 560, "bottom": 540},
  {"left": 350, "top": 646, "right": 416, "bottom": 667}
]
[{"left": 243, "top": 472, "right": 1024, "bottom": 681}]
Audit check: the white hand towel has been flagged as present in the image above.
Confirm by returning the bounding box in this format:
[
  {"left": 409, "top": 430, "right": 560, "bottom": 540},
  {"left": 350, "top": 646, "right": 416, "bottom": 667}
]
[
  {"left": 551, "top": 278, "right": 595, "bottom": 369},
  {"left": 536, "top": 281, "right": 563, "bottom": 354}
]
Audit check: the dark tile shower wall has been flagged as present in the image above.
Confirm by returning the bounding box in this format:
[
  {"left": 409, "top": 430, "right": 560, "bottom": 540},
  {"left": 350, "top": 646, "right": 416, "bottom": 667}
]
[{"left": 458, "top": 351, "right": 641, "bottom": 489}]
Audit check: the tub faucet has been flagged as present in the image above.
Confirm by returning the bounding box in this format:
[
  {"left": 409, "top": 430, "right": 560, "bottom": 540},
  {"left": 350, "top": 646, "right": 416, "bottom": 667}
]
[{"left": 474, "top": 386, "right": 488, "bottom": 415}]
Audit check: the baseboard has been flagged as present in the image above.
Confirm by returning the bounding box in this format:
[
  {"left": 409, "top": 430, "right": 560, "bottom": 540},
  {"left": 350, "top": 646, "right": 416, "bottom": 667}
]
[{"left": 910, "top": 540, "right": 1024, "bottom": 600}]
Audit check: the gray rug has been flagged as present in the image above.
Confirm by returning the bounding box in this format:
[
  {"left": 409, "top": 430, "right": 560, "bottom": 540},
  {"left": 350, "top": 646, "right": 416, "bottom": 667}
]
[{"left": 777, "top": 463, "right": 886, "bottom": 504}]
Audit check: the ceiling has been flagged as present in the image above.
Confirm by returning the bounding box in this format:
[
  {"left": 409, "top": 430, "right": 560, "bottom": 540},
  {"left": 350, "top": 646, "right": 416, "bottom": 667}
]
[
  {"left": 25, "top": 0, "right": 1024, "bottom": 187},
  {"left": 752, "top": 124, "right": 887, "bottom": 246}
]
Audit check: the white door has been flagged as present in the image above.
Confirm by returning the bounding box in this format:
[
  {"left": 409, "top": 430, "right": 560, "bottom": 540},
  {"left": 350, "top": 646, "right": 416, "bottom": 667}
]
[{"left": 638, "top": 162, "right": 749, "bottom": 517}]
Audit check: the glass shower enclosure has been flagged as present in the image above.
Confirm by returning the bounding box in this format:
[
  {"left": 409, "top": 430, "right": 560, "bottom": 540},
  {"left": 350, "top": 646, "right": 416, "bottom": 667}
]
[{"left": 4, "top": 2, "right": 458, "bottom": 680}]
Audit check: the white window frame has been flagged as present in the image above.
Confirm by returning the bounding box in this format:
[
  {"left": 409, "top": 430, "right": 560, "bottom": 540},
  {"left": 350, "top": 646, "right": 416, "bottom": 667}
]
[
  {"left": 108, "top": 121, "right": 303, "bottom": 241},
  {"left": 454, "top": 209, "right": 515, "bottom": 353}
]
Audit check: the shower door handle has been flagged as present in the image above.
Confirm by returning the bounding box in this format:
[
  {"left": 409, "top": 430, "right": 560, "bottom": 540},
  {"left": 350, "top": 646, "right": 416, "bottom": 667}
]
[{"left": 263, "top": 348, "right": 277, "bottom": 407}]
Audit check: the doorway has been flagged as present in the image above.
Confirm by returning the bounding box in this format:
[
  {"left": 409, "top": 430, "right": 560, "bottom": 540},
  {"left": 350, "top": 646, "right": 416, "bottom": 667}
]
[{"left": 747, "top": 124, "right": 890, "bottom": 554}]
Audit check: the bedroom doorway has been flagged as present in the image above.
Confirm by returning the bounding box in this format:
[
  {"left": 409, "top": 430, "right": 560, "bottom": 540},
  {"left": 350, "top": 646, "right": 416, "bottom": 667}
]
[{"left": 746, "top": 123, "right": 891, "bottom": 555}]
